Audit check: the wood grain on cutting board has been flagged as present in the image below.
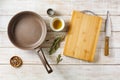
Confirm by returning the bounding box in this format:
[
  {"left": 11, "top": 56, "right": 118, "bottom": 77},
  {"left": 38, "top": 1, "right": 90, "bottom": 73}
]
[{"left": 64, "top": 11, "right": 102, "bottom": 61}]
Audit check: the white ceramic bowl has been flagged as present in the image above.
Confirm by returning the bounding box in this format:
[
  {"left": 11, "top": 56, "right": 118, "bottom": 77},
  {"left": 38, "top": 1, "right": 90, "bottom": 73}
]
[{"left": 50, "top": 17, "right": 65, "bottom": 31}]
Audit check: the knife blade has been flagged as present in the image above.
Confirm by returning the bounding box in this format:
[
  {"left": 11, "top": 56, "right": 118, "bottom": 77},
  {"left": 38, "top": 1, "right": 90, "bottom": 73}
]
[{"left": 104, "top": 11, "right": 112, "bottom": 56}]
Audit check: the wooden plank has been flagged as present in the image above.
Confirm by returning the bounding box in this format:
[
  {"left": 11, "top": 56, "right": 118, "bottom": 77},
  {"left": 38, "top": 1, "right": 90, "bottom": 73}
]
[
  {"left": 0, "top": 15, "right": 119, "bottom": 32},
  {"left": 0, "top": 65, "right": 120, "bottom": 80},
  {"left": 0, "top": 32, "right": 67, "bottom": 48},
  {"left": 0, "top": 48, "right": 120, "bottom": 64},
  {"left": 0, "top": 0, "right": 71, "bottom": 16},
  {"left": 0, "top": 0, "right": 120, "bottom": 15},
  {"left": 0, "top": 31, "right": 120, "bottom": 48}
]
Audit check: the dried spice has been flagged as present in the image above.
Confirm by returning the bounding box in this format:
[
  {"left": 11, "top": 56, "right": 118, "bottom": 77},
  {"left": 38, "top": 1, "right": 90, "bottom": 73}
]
[{"left": 10, "top": 56, "right": 23, "bottom": 68}]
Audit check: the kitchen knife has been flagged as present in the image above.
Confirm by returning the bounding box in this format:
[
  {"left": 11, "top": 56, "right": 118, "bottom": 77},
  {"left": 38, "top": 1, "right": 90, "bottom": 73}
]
[{"left": 104, "top": 11, "right": 112, "bottom": 56}]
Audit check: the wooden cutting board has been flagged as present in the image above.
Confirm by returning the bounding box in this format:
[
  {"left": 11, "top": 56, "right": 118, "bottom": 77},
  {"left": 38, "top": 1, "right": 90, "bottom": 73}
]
[{"left": 63, "top": 11, "right": 102, "bottom": 62}]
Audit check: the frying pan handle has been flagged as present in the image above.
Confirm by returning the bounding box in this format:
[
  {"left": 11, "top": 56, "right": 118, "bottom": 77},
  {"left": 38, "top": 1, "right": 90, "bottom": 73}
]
[{"left": 36, "top": 48, "right": 53, "bottom": 73}]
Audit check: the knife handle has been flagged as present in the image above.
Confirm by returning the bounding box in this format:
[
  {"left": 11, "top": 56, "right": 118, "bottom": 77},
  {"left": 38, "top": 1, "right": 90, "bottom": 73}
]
[{"left": 104, "top": 37, "right": 109, "bottom": 56}]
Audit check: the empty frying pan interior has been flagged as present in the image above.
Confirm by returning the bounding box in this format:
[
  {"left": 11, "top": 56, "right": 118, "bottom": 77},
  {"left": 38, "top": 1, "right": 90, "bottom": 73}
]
[{"left": 8, "top": 11, "right": 47, "bottom": 50}]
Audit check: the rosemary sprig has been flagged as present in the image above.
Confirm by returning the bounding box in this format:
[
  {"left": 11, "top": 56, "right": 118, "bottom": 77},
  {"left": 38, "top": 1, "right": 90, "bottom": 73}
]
[
  {"left": 49, "top": 36, "right": 64, "bottom": 55},
  {"left": 56, "top": 54, "right": 63, "bottom": 64}
]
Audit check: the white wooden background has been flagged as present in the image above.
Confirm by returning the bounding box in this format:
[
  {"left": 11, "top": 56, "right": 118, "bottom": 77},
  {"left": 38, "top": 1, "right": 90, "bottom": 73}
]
[{"left": 0, "top": 0, "right": 120, "bottom": 80}]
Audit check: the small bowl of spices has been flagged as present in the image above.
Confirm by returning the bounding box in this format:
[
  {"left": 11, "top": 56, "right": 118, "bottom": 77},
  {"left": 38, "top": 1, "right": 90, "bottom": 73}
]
[{"left": 50, "top": 17, "right": 65, "bottom": 31}]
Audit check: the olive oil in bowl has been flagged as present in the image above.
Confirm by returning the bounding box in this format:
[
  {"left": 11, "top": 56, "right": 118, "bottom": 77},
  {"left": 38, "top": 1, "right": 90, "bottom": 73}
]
[
  {"left": 50, "top": 17, "right": 65, "bottom": 31},
  {"left": 53, "top": 20, "right": 62, "bottom": 29}
]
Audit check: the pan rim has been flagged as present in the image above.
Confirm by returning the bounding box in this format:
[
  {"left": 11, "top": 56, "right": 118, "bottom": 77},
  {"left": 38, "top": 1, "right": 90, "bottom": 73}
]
[{"left": 8, "top": 11, "right": 47, "bottom": 50}]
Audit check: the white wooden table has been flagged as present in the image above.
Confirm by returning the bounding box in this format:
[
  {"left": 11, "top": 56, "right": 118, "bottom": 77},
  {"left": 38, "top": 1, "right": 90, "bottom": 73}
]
[{"left": 0, "top": 0, "right": 120, "bottom": 80}]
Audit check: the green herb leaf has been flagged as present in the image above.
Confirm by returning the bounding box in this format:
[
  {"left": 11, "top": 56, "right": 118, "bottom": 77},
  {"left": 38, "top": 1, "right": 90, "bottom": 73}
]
[
  {"left": 49, "top": 36, "right": 65, "bottom": 55},
  {"left": 56, "top": 54, "right": 63, "bottom": 64}
]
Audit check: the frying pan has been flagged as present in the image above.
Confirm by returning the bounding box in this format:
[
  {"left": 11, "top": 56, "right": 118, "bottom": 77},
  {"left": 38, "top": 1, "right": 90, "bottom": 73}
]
[{"left": 8, "top": 11, "right": 53, "bottom": 73}]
